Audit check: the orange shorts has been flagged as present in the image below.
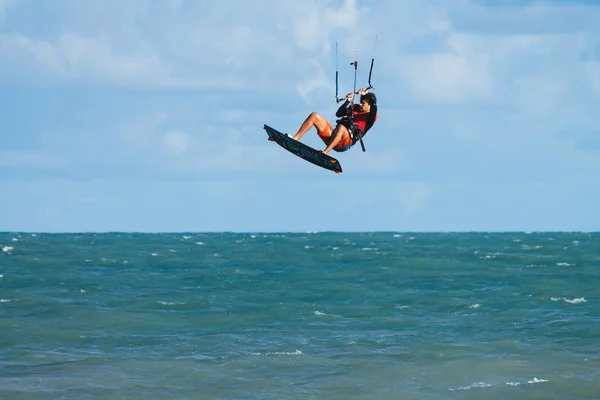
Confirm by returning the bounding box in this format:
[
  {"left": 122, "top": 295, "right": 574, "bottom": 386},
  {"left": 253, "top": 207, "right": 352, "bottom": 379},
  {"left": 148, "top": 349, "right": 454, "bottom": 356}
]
[{"left": 317, "top": 121, "right": 353, "bottom": 152}]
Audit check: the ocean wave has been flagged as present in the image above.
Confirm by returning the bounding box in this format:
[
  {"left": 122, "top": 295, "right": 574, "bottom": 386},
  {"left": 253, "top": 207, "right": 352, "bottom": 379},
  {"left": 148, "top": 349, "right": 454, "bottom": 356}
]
[
  {"left": 249, "top": 350, "right": 303, "bottom": 356},
  {"left": 551, "top": 297, "right": 587, "bottom": 304},
  {"left": 451, "top": 377, "right": 548, "bottom": 391}
]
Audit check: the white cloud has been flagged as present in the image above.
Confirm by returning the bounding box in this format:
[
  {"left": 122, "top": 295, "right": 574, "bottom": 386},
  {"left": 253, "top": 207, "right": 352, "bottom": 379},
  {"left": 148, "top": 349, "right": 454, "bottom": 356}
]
[
  {"left": 492, "top": 32, "right": 594, "bottom": 117},
  {"left": 0, "top": 0, "right": 386, "bottom": 96},
  {"left": 113, "top": 112, "right": 273, "bottom": 174},
  {"left": 448, "top": 0, "right": 600, "bottom": 36},
  {"left": 0, "top": 32, "right": 170, "bottom": 86},
  {"left": 284, "top": 0, "right": 360, "bottom": 53},
  {"left": 120, "top": 113, "right": 168, "bottom": 153},
  {"left": 0, "top": 4, "right": 263, "bottom": 88},
  {"left": 510, "top": 71, "right": 568, "bottom": 118},
  {"left": 296, "top": 60, "right": 331, "bottom": 101},
  {"left": 401, "top": 33, "right": 492, "bottom": 103},
  {"left": 390, "top": 1, "right": 597, "bottom": 109},
  {"left": 163, "top": 130, "right": 190, "bottom": 155},
  {"left": 0, "top": 0, "right": 19, "bottom": 17}
]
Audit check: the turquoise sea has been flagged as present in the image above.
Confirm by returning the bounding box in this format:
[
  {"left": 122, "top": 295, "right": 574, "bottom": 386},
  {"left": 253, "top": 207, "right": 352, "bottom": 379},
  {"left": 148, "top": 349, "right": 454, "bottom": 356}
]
[{"left": 1, "top": 232, "right": 599, "bottom": 399}]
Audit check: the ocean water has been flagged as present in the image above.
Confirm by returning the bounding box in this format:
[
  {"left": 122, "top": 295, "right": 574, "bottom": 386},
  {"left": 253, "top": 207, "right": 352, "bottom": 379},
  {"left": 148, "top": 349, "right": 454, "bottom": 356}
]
[{"left": 1, "top": 232, "right": 599, "bottom": 400}]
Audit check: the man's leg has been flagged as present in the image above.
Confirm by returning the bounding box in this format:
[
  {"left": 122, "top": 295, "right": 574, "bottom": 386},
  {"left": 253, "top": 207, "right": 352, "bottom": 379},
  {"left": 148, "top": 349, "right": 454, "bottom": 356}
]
[
  {"left": 322, "top": 125, "right": 350, "bottom": 154},
  {"left": 292, "top": 112, "right": 330, "bottom": 141}
]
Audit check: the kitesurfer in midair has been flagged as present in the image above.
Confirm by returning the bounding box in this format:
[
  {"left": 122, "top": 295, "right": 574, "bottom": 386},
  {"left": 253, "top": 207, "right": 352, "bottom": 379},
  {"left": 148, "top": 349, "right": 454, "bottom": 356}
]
[{"left": 290, "top": 88, "right": 378, "bottom": 155}]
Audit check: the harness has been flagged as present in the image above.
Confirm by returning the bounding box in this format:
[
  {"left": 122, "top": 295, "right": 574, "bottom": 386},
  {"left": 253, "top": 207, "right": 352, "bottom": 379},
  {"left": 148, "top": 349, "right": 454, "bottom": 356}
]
[{"left": 336, "top": 116, "right": 364, "bottom": 146}]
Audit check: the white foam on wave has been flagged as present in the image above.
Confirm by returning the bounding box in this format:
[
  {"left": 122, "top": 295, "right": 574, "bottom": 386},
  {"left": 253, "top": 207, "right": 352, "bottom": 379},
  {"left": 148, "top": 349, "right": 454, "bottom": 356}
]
[
  {"left": 481, "top": 252, "right": 503, "bottom": 260},
  {"left": 314, "top": 311, "right": 326, "bottom": 316},
  {"left": 158, "top": 301, "right": 187, "bottom": 306},
  {"left": 452, "top": 377, "right": 549, "bottom": 392},
  {"left": 469, "top": 304, "right": 481, "bottom": 309},
  {"left": 250, "top": 350, "right": 303, "bottom": 356},
  {"left": 564, "top": 298, "right": 587, "bottom": 304},
  {"left": 556, "top": 262, "right": 573, "bottom": 266},
  {"left": 528, "top": 377, "right": 549, "bottom": 384},
  {"left": 2, "top": 246, "right": 14, "bottom": 253},
  {"left": 176, "top": 354, "right": 215, "bottom": 361},
  {"left": 11, "top": 238, "right": 18, "bottom": 242},
  {"left": 182, "top": 236, "right": 192, "bottom": 239},
  {"left": 151, "top": 253, "right": 159, "bottom": 256},
  {"left": 551, "top": 297, "right": 587, "bottom": 304},
  {"left": 169, "top": 249, "right": 177, "bottom": 253},
  {"left": 0, "top": 274, "right": 4, "bottom": 278},
  {"left": 451, "top": 382, "right": 492, "bottom": 391},
  {"left": 361, "top": 247, "right": 377, "bottom": 251},
  {"left": 195, "top": 242, "right": 204, "bottom": 245}
]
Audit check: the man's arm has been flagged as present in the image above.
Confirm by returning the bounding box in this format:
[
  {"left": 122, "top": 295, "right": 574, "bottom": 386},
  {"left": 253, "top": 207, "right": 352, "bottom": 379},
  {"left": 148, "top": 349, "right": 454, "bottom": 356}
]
[
  {"left": 336, "top": 100, "right": 350, "bottom": 117},
  {"left": 335, "top": 92, "right": 356, "bottom": 118}
]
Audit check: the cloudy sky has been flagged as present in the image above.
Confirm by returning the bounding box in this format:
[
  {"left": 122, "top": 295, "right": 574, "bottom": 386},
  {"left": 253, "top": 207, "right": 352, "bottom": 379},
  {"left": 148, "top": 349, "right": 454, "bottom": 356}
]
[{"left": 1, "top": 0, "right": 599, "bottom": 232}]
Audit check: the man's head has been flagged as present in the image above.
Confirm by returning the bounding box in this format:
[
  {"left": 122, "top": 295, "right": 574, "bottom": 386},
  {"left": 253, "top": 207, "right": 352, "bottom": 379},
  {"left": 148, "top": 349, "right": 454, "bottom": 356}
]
[
  {"left": 360, "top": 92, "right": 377, "bottom": 107},
  {"left": 359, "top": 92, "right": 377, "bottom": 113}
]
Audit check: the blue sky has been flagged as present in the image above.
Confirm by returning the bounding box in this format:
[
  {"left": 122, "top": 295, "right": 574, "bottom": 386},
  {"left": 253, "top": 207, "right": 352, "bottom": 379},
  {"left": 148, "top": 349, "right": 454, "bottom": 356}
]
[{"left": 1, "top": 0, "right": 599, "bottom": 232}]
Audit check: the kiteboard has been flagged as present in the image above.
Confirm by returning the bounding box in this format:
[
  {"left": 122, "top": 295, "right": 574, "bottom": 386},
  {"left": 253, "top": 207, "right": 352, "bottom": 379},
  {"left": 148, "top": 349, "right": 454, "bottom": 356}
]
[{"left": 263, "top": 124, "right": 342, "bottom": 174}]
